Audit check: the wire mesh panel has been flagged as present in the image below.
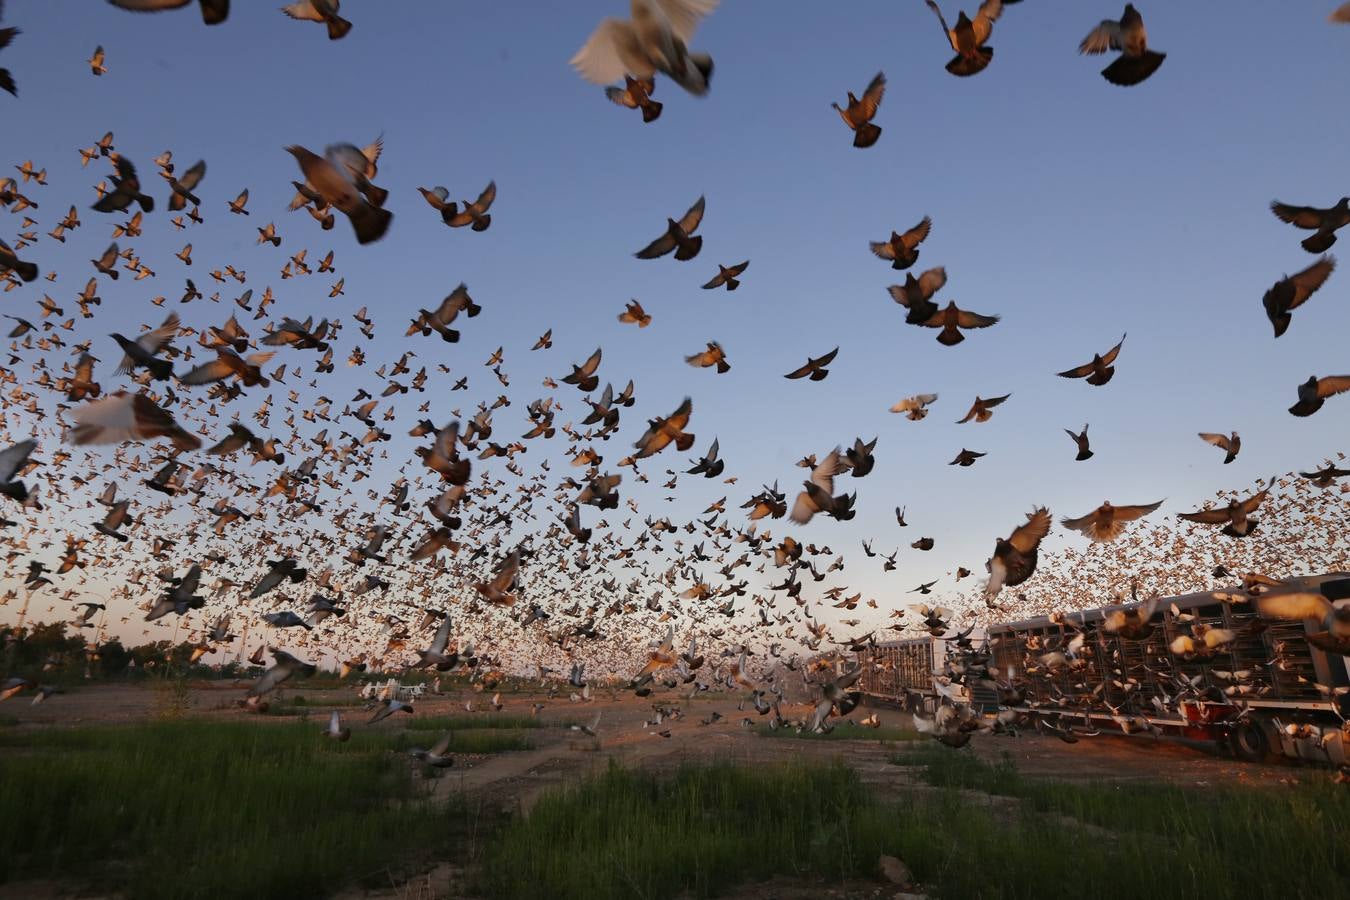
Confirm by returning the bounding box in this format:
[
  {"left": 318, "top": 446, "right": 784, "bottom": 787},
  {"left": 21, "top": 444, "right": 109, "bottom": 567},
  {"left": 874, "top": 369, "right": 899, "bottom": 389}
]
[
  {"left": 857, "top": 638, "right": 942, "bottom": 700},
  {"left": 1262, "top": 621, "right": 1322, "bottom": 700},
  {"left": 895, "top": 639, "right": 935, "bottom": 693}
]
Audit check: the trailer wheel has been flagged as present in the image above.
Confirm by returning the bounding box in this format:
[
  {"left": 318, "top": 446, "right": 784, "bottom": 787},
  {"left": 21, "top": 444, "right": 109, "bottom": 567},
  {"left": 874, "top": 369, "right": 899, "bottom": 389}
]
[{"left": 1230, "top": 720, "right": 1276, "bottom": 763}]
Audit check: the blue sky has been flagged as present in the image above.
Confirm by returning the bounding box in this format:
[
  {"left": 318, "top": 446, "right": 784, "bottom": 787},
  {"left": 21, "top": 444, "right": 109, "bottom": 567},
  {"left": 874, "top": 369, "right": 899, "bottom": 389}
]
[{"left": 2, "top": 2, "right": 1349, "bottom": 655}]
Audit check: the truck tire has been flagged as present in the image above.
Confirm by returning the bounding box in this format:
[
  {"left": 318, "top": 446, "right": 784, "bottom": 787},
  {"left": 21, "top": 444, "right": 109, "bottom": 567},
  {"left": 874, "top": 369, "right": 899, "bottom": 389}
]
[{"left": 1230, "top": 720, "right": 1278, "bottom": 763}]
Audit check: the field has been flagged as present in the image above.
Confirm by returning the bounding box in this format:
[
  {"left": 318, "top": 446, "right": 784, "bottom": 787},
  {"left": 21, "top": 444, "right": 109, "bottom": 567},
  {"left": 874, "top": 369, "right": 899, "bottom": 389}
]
[{"left": 1, "top": 682, "right": 1346, "bottom": 899}]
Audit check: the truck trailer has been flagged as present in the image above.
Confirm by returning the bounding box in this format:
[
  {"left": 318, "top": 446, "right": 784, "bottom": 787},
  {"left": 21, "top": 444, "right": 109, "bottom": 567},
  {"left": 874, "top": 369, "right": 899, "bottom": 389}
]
[{"left": 860, "top": 573, "right": 1349, "bottom": 764}]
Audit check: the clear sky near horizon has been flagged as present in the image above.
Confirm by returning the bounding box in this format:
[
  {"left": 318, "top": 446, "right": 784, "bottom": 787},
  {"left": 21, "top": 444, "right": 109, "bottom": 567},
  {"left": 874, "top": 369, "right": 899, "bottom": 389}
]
[{"left": 2, "top": 1, "right": 1349, "bottom": 654}]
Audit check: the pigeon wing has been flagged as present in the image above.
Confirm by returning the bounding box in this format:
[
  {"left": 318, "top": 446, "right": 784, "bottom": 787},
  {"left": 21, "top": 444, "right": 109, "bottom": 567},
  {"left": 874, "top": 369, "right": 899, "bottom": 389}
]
[
  {"left": 1007, "top": 507, "right": 1051, "bottom": 554},
  {"left": 571, "top": 18, "right": 650, "bottom": 84},
  {"left": 1079, "top": 18, "right": 1123, "bottom": 54}
]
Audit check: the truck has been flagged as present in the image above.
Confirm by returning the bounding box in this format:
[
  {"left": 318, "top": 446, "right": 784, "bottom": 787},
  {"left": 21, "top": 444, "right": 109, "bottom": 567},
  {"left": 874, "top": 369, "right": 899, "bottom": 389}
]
[
  {"left": 977, "top": 572, "right": 1349, "bottom": 764},
  {"left": 856, "top": 634, "right": 975, "bottom": 713}
]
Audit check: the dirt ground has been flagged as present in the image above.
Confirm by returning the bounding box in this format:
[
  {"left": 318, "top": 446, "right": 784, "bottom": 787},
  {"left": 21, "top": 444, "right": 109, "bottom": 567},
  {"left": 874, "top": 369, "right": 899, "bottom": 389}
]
[
  {"left": 1, "top": 680, "right": 1300, "bottom": 789},
  {"left": 0, "top": 681, "right": 1310, "bottom": 899}
]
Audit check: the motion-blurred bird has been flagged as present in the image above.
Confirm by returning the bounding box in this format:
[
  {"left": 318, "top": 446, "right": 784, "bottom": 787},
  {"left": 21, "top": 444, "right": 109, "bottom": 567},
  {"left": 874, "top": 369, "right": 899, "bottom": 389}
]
[
  {"left": 1198, "top": 432, "right": 1240, "bottom": 464},
  {"left": 1178, "top": 478, "right": 1273, "bottom": 537},
  {"left": 985, "top": 506, "right": 1051, "bottom": 596},
  {"left": 832, "top": 71, "right": 885, "bottom": 148},
  {"left": 0, "top": 440, "right": 36, "bottom": 504},
  {"left": 163, "top": 159, "right": 206, "bottom": 213},
  {"left": 871, "top": 217, "right": 930, "bottom": 270},
  {"left": 281, "top": 0, "right": 351, "bottom": 40},
  {"left": 571, "top": 0, "right": 717, "bottom": 96},
  {"left": 1288, "top": 375, "right": 1350, "bottom": 417},
  {"left": 606, "top": 75, "right": 662, "bottom": 122},
  {"left": 92, "top": 156, "right": 154, "bottom": 214},
  {"left": 0, "top": 239, "right": 37, "bottom": 282},
  {"left": 956, "top": 393, "right": 1010, "bottom": 424},
  {"left": 0, "top": 16, "right": 19, "bottom": 96},
  {"left": 890, "top": 393, "right": 937, "bottom": 420},
  {"left": 68, "top": 391, "right": 200, "bottom": 451},
  {"left": 1079, "top": 4, "right": 1166, "bottom": 86},
  {"left": 845, "top": 436, "right": 877, "bottom": 477},
  {"left": 106, "top": 0, "right": 230, "bottom": 25},
  {"left": 324, "top": 710, "right": 351, "bottom": 741},
  {"left": 633, "top": 397, "right": 694, "bottom": 458},
  {"left": 368, "top": 698, "right": 414, "bottom": 724},
  {"left": 285, "top": 144, "right": 391, "bottom": 244},
  {"left": 925, "top": 0, "right": 1001, "bottom": 77},
  {"left": 475, "top": 550, "right": 520, "bottom": 607},
  {"left": 410, "top": 733, "right": 456, "bottom": 766},
  {"left": 1060, "top": 500, "right": 1163, "bottom": 542},
  {"left": 1270, "top": 198, "right": 1350, "bottom": 253},
  {"left": 687, "top": 438, "right": 724, "bottom": 478},
  {"left": 1258, "top": 589, "right": 1350, "bottom": 654},
  {"left": 409, "top": 283, "right": 480, "bottom": 343},
  {"left": 618, "top": 299, "right": 652, "bottom": 327},
  {"left": 442, "top": 181, "right": 496, "bottom": 231},
  {"left": 1300, "top": 464, "right": 1350, "bottom": 487},
  {"left": 562, "top": 347, "right": 603, "bottom": 392},
  {"left": 262, "top": 611, "right": 311, "bottom": 630},
  {"left": 888, "top": 267, "right": 946, "bottom": 324},
  {"left": 245, "top": 650, "right": 313, "bottom": 701},
  {"left": 1262, "top": 256, "right": 1335, "bottom": 337},
  {"left": 685, "top": 341, "right": 730, "bottom": 373},
  {"left": 111, "top": 312, "right": 179, "bottom": 381},
  {"left": 1065, "top": 424, "right": 1093, "bottom": 461}
]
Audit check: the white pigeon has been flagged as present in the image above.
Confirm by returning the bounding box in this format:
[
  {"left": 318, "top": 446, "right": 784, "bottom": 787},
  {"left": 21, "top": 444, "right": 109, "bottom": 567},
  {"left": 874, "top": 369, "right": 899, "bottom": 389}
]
[
  {"left": 67, "top": 392, "right": 201, "bottom": 451},
  {"left": 889, "top": 393, "right": 938, "bottom": 420},
  {"left": 572, "top": 710, "right": 602, "bottom": 736},
  {"left": 571, "top": 0, "right": 718, "bottom": 96},
  {"left": 324, "top": 710, "right": 351, "bottom": 741}
]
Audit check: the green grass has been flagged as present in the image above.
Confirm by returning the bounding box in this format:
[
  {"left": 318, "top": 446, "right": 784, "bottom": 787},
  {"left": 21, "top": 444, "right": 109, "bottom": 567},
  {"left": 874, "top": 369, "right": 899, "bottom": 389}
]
[
  {"left": 480, "top": 759, "right": 900, "bottom": 899},
  {"left": 480, "top": 753, "right": 1350, "bottom": 900},
  {"left": 404, "top": 713, "right": 548, "bottom": 731},
  {"left": 274, "top": 692, "right": 359, "bottom": 707},
  {"left": 388, "top": 728, "right": 537, "bottom": 755},
  {"left": 262, "top": 693, "right": 363, "bottom": 716},
  {"left": 259, "top": 708, "right": 544, "bottom": 751},
  {"left": 754, "top": 723, "right": 922, "bottom": 742},
  {"left": 894, "top": 745, "right": 1350, "bottom": 898},
  {"left": 0, "top": 720, "right": 443, "bottom": 899},
  {"left": 8, "top": 716, "right": 1345, "bottom": 900}
]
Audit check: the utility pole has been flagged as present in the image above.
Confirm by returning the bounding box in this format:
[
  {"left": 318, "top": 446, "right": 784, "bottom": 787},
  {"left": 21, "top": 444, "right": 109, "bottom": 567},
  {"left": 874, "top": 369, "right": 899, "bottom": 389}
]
[{"left": 15, "top": 586, "right": 32, "bottom": 630}]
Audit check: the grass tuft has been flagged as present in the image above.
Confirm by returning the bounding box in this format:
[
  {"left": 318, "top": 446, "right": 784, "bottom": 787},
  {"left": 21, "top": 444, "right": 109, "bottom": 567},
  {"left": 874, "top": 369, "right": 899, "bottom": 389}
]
[
  {"left": 892, "top": 744, "right": 1350, "bottom": 898},
  {"left": 480, "top": 752, "right": 1350, "bottom": 900},
  {"left": 480, "top": 759, "right": 897, "bottom": 900},
  {"left": 0, "top": 720, "right": 440, "bottom": 899}
]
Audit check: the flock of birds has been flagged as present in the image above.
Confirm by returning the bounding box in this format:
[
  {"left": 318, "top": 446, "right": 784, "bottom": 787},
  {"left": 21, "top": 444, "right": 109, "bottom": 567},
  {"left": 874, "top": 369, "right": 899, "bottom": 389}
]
[{"left": 0, "top": 1, "right": 1348, "bottom": 754}]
